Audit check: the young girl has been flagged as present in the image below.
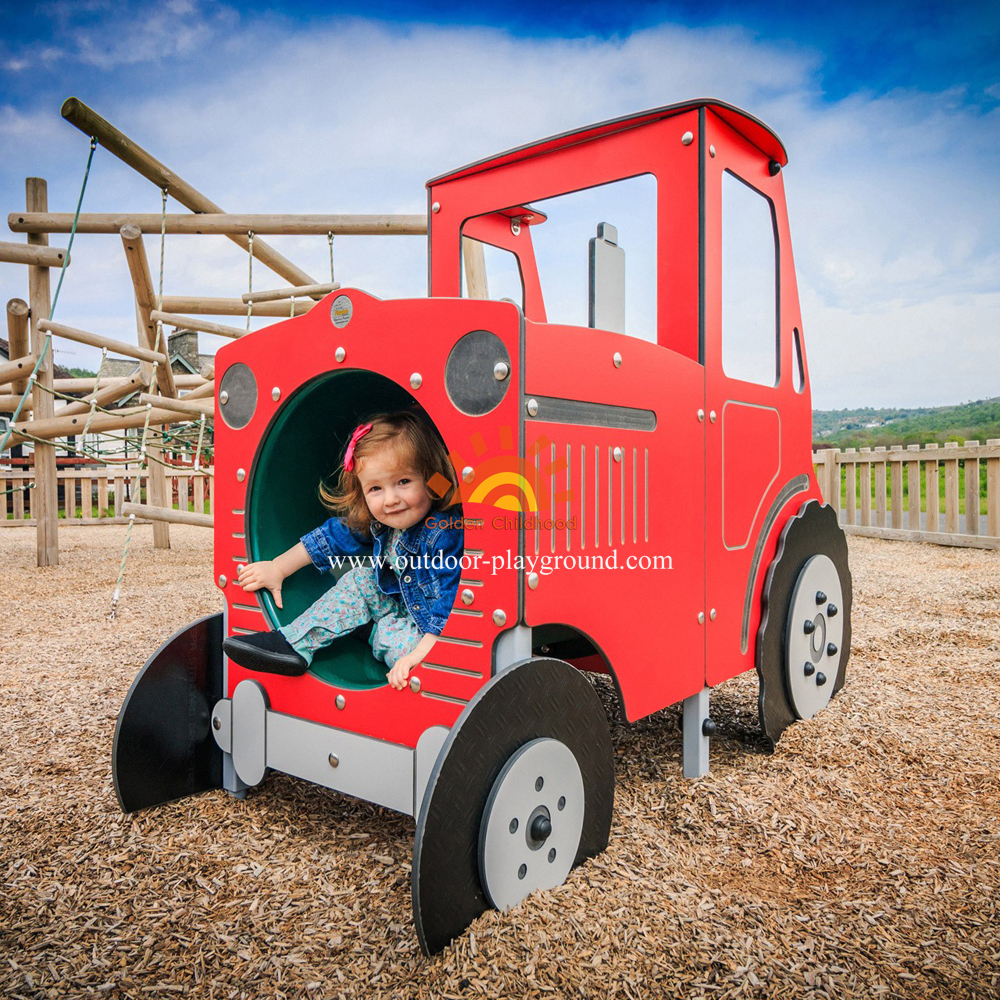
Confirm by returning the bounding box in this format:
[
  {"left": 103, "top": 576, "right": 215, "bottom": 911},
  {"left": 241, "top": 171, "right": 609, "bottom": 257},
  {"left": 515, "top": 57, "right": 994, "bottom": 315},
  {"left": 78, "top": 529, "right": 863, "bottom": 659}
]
[{"left": 223, "top": 411, "right": 464, "bottom": 691}]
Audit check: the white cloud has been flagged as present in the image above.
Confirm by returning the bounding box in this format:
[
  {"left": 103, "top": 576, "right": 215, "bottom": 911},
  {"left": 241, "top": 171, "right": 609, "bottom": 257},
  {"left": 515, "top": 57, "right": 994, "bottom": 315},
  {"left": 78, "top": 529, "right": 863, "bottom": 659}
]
[{"left": 0, "top": 16, "right": 996, "bottom": 410}]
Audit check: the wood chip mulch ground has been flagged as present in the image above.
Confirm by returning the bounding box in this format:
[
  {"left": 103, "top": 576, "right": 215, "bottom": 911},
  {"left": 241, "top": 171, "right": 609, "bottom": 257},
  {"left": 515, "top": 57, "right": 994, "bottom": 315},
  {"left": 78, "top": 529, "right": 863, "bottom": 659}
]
[{"left": 1, "top": 526, "right": 998, "bottom": 999}]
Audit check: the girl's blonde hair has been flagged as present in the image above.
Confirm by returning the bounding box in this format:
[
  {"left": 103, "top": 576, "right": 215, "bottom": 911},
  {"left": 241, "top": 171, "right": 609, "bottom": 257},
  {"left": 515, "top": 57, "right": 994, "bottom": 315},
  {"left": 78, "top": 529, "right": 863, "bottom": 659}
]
[{"left": 320, "top": 411, "right": 459, "bottom": 533}]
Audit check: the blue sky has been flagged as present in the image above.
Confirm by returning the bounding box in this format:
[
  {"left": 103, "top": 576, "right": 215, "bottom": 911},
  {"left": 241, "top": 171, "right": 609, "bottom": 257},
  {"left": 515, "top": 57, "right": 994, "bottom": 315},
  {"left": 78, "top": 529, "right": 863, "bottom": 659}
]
[{"left": 1, "top": 0, "right": 998, "bottom": 409}]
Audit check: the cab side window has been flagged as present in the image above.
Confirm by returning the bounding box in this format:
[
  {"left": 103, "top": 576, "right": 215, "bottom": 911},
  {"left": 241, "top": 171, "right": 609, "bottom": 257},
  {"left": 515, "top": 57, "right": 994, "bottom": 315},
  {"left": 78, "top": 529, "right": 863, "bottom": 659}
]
[{"left": 721, "top": 171, "right": 779, "bottom": 386}]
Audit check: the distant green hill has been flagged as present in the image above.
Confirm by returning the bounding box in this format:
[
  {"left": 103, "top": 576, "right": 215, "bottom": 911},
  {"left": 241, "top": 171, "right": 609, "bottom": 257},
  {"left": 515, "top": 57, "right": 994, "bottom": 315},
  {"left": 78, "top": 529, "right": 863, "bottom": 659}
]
[{"left": 813, "top": 397, "right": 1000, "bottom": 449}]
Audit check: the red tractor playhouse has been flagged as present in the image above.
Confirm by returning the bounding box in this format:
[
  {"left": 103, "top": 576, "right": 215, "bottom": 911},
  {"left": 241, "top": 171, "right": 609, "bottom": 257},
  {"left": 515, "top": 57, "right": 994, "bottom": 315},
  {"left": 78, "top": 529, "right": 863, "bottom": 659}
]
[{"left": 114, "top": 99, "right": 852, "bottom": 954}]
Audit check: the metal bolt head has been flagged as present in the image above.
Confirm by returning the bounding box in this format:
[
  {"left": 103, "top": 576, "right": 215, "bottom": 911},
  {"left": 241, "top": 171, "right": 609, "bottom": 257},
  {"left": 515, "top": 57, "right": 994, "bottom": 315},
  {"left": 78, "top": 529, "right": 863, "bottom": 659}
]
[
  {"left": 461, "top": 588, "right": 474, "bottom": 606},
  {"left": 431, "top": 201, "right": 441, "bottom": 213},
  {"left": 815, "top": 671, "right": 827, "bottom": 686},
  {"left": 335, "top": 346, "right": 346, "bottom": 363},
  {"left": 804, "top": 661, "right": 816, "bottom": 677},
  {"left": 492, "top": 609, "right": 507, "bottom": 626},
  {"left": 527, "top": 572, "right": 539, "bottom": 590},
  {"left": 702, "top": 718, "right": 717, "bottom": 737},
  {"left": 681, "top": 131, "right": 694, "bottom": 146},
  {"left": 815, "top": 590, "right": 827, "bottom": 604},
  {"left": 493, "top": 361, "right": 509, "bottom": 381},
  {"left": 709, "top": 410, "right": 717, "bottom": 423},
  {"left": 335, "top": 694, "right": 346, "bottom": 710},
  {"left": 709, "top": 144, "right": 717, "bottom": 158},
  {"left": 827, "top": 603, "right": 839, "bottom": 617},
  {"left": 698, "top": 611, "right": 705, "bottom": 624},
  {"left": 613, "top": 352, "right": 622, "bottom": 368},
  {"left": 462, "top": 466, "right": 474, "bottom": 482},
  {"left": 510, "top": 218, "right": 521, "bottom": 236},
  {"left": 236, "top": 468, "right": 246, "bottom": 483},
  {"left": 697, "top": 409, "right": 705, "bottom": 422},
  {"left": 827, "top": 642, "right": 839, "bottom": 657},
  {"left": 803, "top": 619, "right": 816, "bottom": 635},
  {"left": 613, "top": 447, "right": 622, "bottom": 462},
  {"left": 710, "top": 608, "right": 717, "bottom": 621},
  {"left": 212, "top": 716, "right": 221, "bottom": 731},
  {"left": 219, "top": 390, "right": 229, "bottom": 405},
  {"left": 410, "top": 372, "right": 422, "bottom": 390},
  {"left": 271, "top": 386, "right": 281, "bottom": 401},
  {"left": 217, "top": 575, "right": 227, "bottom": 587},
  {"left": 526, "top": 398, "right": 538, "bottom": 417},
  {"left": 409, "top": 675, "right": 421, "bottom": 693},
  {"left": 328, "top": 753, "right": 339, "bottom": 768}
]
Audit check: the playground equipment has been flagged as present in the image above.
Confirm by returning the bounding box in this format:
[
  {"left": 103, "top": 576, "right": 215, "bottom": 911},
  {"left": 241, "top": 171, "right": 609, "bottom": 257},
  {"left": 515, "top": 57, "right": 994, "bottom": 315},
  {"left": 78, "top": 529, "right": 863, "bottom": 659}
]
[{"left": 113, "top": 99, "right": 852, "bottom": 954}]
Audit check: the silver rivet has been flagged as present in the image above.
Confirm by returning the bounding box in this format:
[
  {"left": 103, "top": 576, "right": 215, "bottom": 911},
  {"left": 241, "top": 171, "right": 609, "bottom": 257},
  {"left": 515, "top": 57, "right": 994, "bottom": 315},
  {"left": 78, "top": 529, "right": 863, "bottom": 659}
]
[
  {"left": 409, "top": 676, "right": 421, "bottom": 693},
  {"left": 613, "top": 352, "right": 622, "bottom": 368},
  {"left": 493, "top": 361, "right": 509, "bottom": 381},
  {"left": 710, "top": 608, "right": 717, "bottom": 621},
  {"left": 462, "top": 466, "right": 474, "bottom": 482},
  {"left": 410, "top": 372, "right": 422, "bottom": 390},
  {"left": 526, "top": 398, "right": 538, "bottom": 417},
  {"left": 681, "top": 131, "right": 694, "bottom": 146},
  {"left": 510, "top": 218, "right": 521, "bottom": 236},
  {"left": 212, "top": 717, "right": 221, "bottom": 731},
  {"left": 218, "top": 575, "right": 227, "bottom": 587},
  {"left": 335, "top": 346, "right": 346, "bottom": 363},
  {"left": 493, "top": 609, "right": 507, "bottom": 626},
  {"left": 461, "top": 589, "right": 474, "bottom": 606},
  {"left": 431, "top": 201, "right": 441, "bottom": 213},
  {"left": 710, "top": 410, "right": 717, "bottom": 423},
  {"left": 698, "top": 612, "right": 705, "bottom": 624},
  {"left": 236, "top": 468, "right": 246, "bottom": 482},
  {"left": 527, "top": 572, "right": 539, "bottom": 590},
  {"left": 271, "top": 387, "right": 281, "bottom": 401},
  {"left": 697, "top": 409, "right": 705, "bottom": 422},
  {"left": 613, "top": 447, "right": 622, "bottom": 462},
  {"left": 709, "top": 144, "right": 716, "bottom": 158},
  {"left": 219, "top": 390, "right": 229, "bottom": 405},
  {"left": 335, "top": 694, "right": 346, "bottom": 710},
  {"left": 328, "top": 753, "right": 339, "bottom": 768}
]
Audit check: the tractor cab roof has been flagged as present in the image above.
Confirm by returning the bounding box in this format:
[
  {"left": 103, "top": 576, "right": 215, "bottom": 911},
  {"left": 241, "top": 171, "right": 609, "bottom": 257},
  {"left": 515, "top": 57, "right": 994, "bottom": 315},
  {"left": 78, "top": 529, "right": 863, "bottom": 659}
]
[{"left": 427, "top": 99, "right": 787, "bottom": 188}]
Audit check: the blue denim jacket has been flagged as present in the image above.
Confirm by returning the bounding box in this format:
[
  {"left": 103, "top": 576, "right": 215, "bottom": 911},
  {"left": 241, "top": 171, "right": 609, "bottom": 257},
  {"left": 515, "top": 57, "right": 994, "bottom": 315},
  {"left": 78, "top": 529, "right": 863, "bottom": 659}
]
[{"left": 300, "top": 512, "right": 464, "bottom": 636}]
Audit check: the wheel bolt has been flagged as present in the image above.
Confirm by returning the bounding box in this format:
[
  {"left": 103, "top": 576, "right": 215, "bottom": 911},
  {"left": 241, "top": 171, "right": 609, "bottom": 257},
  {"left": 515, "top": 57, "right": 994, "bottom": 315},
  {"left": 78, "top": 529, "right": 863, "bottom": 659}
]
[
  {"left": 827, "top": 642, "right": 838, "bottom": 657},
  {"left": 804, "top": 661, "right": 815, "bottom": 677},
  {"left": 702, "top": 718, "right": 717, "bottom": 737},
  {"left": 803, "top": 620, "right": 816, "bottom": 634},
  {"left": 815, "top": 591, "right": 827, "bottom": 604},
  {"left": 827, "top": 603, "right": 838, "bottom": 617},
  {"left": 530, "top": 815, "right": 552, "bottom": 841},
  {"left": 816, "top": 671, "right": 827, "bottom": 686}
]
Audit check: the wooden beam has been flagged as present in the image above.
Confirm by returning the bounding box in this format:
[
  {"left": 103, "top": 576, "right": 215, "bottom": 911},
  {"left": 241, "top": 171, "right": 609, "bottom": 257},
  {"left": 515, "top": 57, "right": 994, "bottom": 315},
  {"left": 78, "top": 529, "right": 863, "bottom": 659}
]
[
  {"left": 160, "top": 295, "right": 313, "bottom": 317},
  {"left": 9, "top": 212, "right": 427, "bottom": 236},
  {"left": 841, "top": 523, "right": 1000, "bottom": 551},
  {"left": 6, "top": 299, "right": 31, "bottom": 395},
  {"left": 242, "top": 281, "right": 339, "bottom": 304},
  {"left": 138, "top": 392, "right": 213, "bottom": 418},
  {"left": 58, "top": 371, "right": 150, "bottom": 417},
  {"left": 122, "top": 501, "right": 213, "bottom": 528},
  {"left": 38, "top": 319, "right": 167, "bottom": 364},
  {"left": 61, "top": 98, "right": 318, "bottom": 287},
  {"left": 120, "top": 224, "right": 178, "bottom": 398},
  {"left": 0, "top": 395, "right": 33, "bottom": 412},
  {"left": 183, "top": 380, "right": 215, "bottom": 402},
  {"left": 0, "top": 374, "right": 205, "bottom": 393},
  {"left": 150, "top": 309, "right": 246, "bottom": 340},
  {"left": 0, "top": 241, "right": 70, "bottom": 267},
  {"left": 26, "top": 177, "right": 58, "bottom": 566},
  {"left": 0, "top": 353, "right": 37, "bottom": 385},
  {"left": 11, "top": 402, "right": 204, "bottom": 443}
]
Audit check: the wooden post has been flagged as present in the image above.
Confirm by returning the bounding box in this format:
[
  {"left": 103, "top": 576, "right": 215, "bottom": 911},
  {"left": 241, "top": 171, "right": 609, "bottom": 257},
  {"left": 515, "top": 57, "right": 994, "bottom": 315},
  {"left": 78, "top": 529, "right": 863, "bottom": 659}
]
[
  {"left": 964, "top": 441, "right": 980, "bottom": 536},
  {"left": 926, "top": 443, "right": 939, "bottom": 533},
  {"left": 26, "top": 178, "right": 57, "bottom": 566},
  {"left": 889, "top": 445, "right": 903, "bottom": 529},
  {"left": 62, "top": 99, "right": 318, "bottom": 288},
  {"left": 859, "top": 447, "right": 871, "bottom": 527},
  {"left": 0, "top": 241, "right": 70, "bottom": 267},
  {"left": 906, "top": 444, "right": 921, "bottom": 531},
  {"left": 462, "top": 238, "right": 489, "bottom": 299},
  {"left": 874, "top": 447, "right": 887, "bottom": 528},
  {"left": 986, "top": 439, "right": 1000, "bottom": 538},
  {"left": 6, "top": 299, "right": 31, "bottom": 396},
  {"left": 943, "top": 442, "right": 959, "bottom": 534},
  {"left": 844, "top": 449, "right": 857, "bottom": 526}
]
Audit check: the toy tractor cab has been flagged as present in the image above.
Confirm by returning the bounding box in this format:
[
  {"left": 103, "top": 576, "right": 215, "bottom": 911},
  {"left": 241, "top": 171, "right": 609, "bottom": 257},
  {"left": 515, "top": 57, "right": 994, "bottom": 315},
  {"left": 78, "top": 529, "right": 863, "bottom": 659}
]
[{"left": 113, "top": 99, "right": 851, "bottom": 954}]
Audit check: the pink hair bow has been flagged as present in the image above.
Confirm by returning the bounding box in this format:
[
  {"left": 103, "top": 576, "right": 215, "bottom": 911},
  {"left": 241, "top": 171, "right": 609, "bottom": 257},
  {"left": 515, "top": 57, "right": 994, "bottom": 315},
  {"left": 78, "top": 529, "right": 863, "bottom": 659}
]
[{"left": 343, "top": 423, "right": 373, "bottom": 472}]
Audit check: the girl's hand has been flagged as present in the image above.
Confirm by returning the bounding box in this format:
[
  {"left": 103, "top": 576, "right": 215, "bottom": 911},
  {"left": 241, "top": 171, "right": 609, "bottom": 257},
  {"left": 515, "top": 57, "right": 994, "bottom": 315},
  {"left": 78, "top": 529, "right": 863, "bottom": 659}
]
[
  {"left": 237, "top": 560, "right": 285, "bottom": 609},
  {"left": 387, "top": 652, "right": 422, "bottom": 690}
]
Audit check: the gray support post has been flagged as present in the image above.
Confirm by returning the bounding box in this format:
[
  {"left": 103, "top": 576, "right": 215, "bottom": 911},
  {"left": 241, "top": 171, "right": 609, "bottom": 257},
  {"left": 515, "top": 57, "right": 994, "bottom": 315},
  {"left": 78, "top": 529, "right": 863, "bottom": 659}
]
[
  {"left": 682, "top": 686, "right": 711, "bottom": 778},
  {"left": 494, "top": 625, "right": 532, "bottom": 674}
]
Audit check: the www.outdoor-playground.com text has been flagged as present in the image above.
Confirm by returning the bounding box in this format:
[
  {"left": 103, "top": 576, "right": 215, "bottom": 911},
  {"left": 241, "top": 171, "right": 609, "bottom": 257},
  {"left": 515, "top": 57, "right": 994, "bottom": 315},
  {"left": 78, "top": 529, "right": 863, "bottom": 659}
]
[{"left": 328, "top": 550, "right": 673, "bottom": 576}]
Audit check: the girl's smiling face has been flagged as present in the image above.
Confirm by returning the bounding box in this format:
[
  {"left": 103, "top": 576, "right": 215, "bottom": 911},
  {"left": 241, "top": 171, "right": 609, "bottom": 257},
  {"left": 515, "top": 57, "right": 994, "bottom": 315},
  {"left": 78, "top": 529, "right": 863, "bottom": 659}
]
[{"left": 356, "top": 452, "right": 432, "bottom": 530}]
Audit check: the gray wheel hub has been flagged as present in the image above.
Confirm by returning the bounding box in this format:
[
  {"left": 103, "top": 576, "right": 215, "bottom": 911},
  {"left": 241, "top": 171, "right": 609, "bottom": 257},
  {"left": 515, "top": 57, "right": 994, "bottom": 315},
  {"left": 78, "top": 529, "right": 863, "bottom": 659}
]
[
  {"left": 785, "top": 554, "right": 844, "bottom": 719},
  {"left": 479, "top": 738, "right": 585, "bottom": 911}
]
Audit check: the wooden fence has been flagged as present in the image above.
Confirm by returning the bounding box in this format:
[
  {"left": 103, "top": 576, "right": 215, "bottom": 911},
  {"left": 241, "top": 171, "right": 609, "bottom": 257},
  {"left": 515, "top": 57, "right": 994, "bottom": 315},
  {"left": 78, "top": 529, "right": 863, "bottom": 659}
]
[
  {"left": 814, "top": 440, "right": 1000, "bottom": 550},
  {"left": 0, "top": 467, "right": 214, "bottom": 526}
]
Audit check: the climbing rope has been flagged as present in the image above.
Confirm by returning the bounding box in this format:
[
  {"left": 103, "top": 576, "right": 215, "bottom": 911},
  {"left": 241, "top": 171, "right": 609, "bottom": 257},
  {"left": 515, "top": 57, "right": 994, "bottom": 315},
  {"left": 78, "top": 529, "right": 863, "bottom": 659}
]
[
  {"left": 81, "top": 347, "right": 108, "bottom": 441},
  {"left": 192, "top": 413, "right": 207, "bottom": 472},
  {"left": 328, "top": 231, "right": 335, "bottom": 283},
  {"left": 245, "top": 231, "right": 255, "bottom": 331}
]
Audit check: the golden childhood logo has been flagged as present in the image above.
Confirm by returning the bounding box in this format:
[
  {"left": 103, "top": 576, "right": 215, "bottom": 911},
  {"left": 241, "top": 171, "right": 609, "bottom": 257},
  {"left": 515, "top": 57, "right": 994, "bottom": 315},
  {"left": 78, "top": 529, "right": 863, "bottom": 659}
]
[{"left": 426, "top": 424, "right": 575, "bottom": 514}]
